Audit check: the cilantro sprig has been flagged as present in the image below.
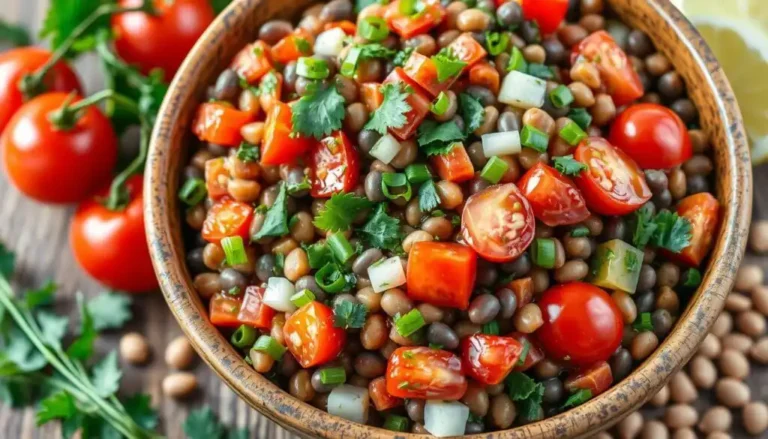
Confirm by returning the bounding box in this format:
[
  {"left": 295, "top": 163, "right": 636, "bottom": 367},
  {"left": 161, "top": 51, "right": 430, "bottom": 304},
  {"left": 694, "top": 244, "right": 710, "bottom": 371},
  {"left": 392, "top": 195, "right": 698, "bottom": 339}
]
[
  {"left": 253, "top": 182, "right": 290, "bottom": 240},
  {"left": 292, "top": 83, "right": 347, "bottom": 139},
  {"left": 365, "top": 82, "right": 412, "bottom": 135},
  {"left": 458, "top": 93, "right": 485, "bottom": 135},
  {"left": 357, "top": 204, "right": 403, "bottom": 252},
  {"left": 553, "top": 155, "right": 588, "bottom": 176},
  {"left": 431, "top": 48, "right": 467, "bottom": 82},
  {"left": 418, "top": 181, "right": 441, "bottom": 212},
  {"left": 417, "top": 120, "right": 465, "bottom": 156},
  {"left": 506, "top": 372, "right": 545, "bottom": 420},
  {"left": 631, "top": 205, "right": 692, "bottom": 252},
  {"left": 313, "top": 193, "right": 374, "bottom": 232},
  {"left": 333, "top": 301, "right": 368, "bottom": 329}
]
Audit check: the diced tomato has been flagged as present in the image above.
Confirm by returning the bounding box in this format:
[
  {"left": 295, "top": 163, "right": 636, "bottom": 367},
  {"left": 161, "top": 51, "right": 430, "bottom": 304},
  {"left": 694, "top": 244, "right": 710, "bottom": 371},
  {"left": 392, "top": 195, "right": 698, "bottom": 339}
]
[
  {"left": 283, "top": 302, "right": 346, "bottom": 368},
  {"left": 461, "top": 334, "right": 523, "bottom": 385},
  {"left": 447, "top": 33, "right": 488, "bottom": 70},
  {"left": 209, "top": 293, "right": 241, "bottom": 327},
  {"left": 573, "top": 137, "right": 651, "bottom": 216},
  {"left": 236, "top": 286, "right": 275, "bottom": 330},
  {"left": 383, "top": 67, "right": 431, "bottom": 140},
  {"left": 403, "top": 51, "right": 456, "bottom": 97},
  {"left": 573, "top": 31, "right": 644, "bottom": 107},
  {"left": 522, "top": 0, "right": 569, "bottom": 35},
  {"left": 192, "top": 102, "right": 255, "bottom": 146},
  {"left": 509, "top": 333, "right": 544, "bottom": 372},
  {"left": 666, "top": 193, "right": 721, "bottom": 267},
  {"left": 565, "top": 361, "right": 613, "bottom": 396},
  {"left": 386, "top": 347, "right": 467, "bottom": 400},
  {"left": 468, "top": 61, "right": 500, "bottom": 95},
  {"left": 503, "top": 277, "right": 533, "bottom": 310},
  {"left": 461, "top": 183, "right": 536, "bottom": 262},
  {"left": 406, "top": 241, "right": 477, "bottom": 310},
  {"left": 309, "top": 131, "right": 360, "bottom": 198},
  {"left": 201, "top": 199, "right": 254, "bottom": 244},
  {"left": 261, "top": 101, "right": 313, "bottom": 165},
  {"left": 258, "top": 71, "right": 283, "bottom": 115},
  {"left": 385, "top": 0, "right": 445, "bottom": 39},
  {"left": 360, "top": 82, "right": 384, "bottom": 112},
  {"left": 517, "top": 163, "right": 591, "bottom": 226},
  {"left": 369, "top": 376, "right": 403, "bottom": 411},
  {"left": 431, "top": 144, "right": 475, "bottom": 183},
  {"left": 205, "top": 157, "right": 230, "bottom": 200},
  {"left": 271, "top": 29, "right": 314, "bottom": 64},
  {"left": 324, "top": 20, "right": 357, "bottom": 35},
  {"left": 231, "top": 41, "right": 273, "bottom": 84}
]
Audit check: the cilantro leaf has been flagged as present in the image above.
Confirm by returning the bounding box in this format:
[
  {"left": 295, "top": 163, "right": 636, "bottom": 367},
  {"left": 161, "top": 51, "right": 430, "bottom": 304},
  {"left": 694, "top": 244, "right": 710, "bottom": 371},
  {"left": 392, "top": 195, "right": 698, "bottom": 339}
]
[
  {"left": 236, "top": 142, "right": 259, "bottom": 162},
  {"left": 417, "top": 120, "right": 465, "bottom": 156},
  {"left": 418, "top": 181, "right": 441, "bottom": 212},
  {"left": 66, "top": 293, "right": 97, "bottom": 361},
  {"left": 36, "top": 391, "right": 77, "bottom": 425},
  {"left": 37, "top": 310, "right": 69, "bottom": 349},
  {"left": 562, "top": 389, "right": 592, "bottom": 409},
  {"left": 631, "top": 204, "right": 658, "bottom": 250},
  {"left": 458, "top": 93, "right": 485, "bottom": 135},
  {"left": 91, "top": 351, "right": 122, "bottom": 398},
  {"left": 254, "top": 183, "right": 290, "bottom": 239},
  {"left": 88, "top": 292, "right": 132, "bottom": 331},
  {"left": 652, "top": 210, "right": 692, "bottom": 253},
  {"left": 0, "top": 242, "right": 15, "bottom": 278},
  {"left": 393, "top": 47, "right": 414, "bottom": 67},
  {"left": 506, "top": 372, "right": 538, "bottom": 401},
  {"left": 292, "top": 84, "right": 346, "bottom": 139},
  {"left": 553, "top": 155, "right": 588, "bottom": 176},
  {"left": 286, "top": 173, "right": 311, "bottom": 195},
  {"left": 124, "top": 393, "right": 158, "bottom": 430},
  {"left": 41, "top": 0, "right": 110, "bottom": 54},
  {"left": 358, "top": 204, "right": 402, "bottom": 251},
  {"left": 432, "top": 48, "right": 467, "bottom": 82},
  {"left": 24, "top": 281, "right": 56, "bottom": 309},
  {"left": 365, "top": 82, "right": 412, "bottom": 135},
  {"left": 313, "top": 193, "right": 373, "bottom": 232},
  {"left": 0, "top": 20, "right": 31, "bottom": 47},
  {"left": 358, "top": 43, "right": 397, "bottom": 60},
  {"left": 517, "top": 382, "right": 545, "bottom": 421},
  {"left": 184, "top": 407, "right": 225, "bottom": 439},
  {"left": 333, "top": 301, "right": 368, "bottom": 329}
]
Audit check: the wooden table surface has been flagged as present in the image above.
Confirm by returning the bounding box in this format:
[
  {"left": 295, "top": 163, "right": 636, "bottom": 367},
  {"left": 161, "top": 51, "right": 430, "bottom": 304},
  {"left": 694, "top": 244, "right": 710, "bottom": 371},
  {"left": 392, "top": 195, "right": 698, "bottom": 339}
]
[{"left": 2, "top": 2, "right": 768, "bottom": 439}]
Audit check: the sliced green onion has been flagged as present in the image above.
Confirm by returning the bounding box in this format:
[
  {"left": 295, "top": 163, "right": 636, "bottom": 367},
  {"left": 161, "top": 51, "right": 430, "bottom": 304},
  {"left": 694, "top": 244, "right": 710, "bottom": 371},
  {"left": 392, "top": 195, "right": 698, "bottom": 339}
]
[
  {"left": 482, "top": 321, "right": 500, "bottom": 335},
  {"left": 517, "top": 339, "right": 530, "bottom": 366},
  {"left": 568, "top": 108, "right": 592, "bottom": 130},
  {"left": 221, "top": 236, "right": 248, "bottom": 266},
  {"left": 178, "top": 178, "right": 207, "bottom": 206},
  {"left": 319, "top": 367, "right": 347, "bottom": 385},
  {"left": 315, "top": 262, "right": 348, "bottom": 293},
  {"left": 521, "top": 125, "right": 550, "bottom": 153},
  {"left": 405, "top": 164, "right": 432, "bottom": 185},
  {"left": 297, "top": 57, "right": 330, "bottom": 79},
  {"left": 507, "top": 46, "right": 527, "bottom": 73},
  {"left": 485, "top": 31, "right": 509, "bottom": 56},
  {"left": 527, "top": 63, "right": 554, "bottom": 79},
  {"left": 559, "top": 120, "right": 588, "bottom": 146},
  {"left": 341, "top": 46, "right": 363, "bottom": 77},
  {"left": 383, "top": 415, "right": 409, "bottom": 432},
  {"left": 562, "top": 389, "right": 592, "bottom": 409},
  {"left": 252, "top": 335, "right": 286, "bottom": 360},
  {"left": 290, "top": 289, "right": 316, "bottom": 308},
  {"left": 381, "top": 172, "right": 413, "bottom": 201},
  {"left": 328, "top": 232, "right": 355, "bottom": 264},
  {"left": 682, "top": 268, "right": 702, "bottom": 288},
  {"left": 358, "top": 17, "right": 389, "bottom": 41},
  {"left": 231, "top": 324, "right": 257, "bottom": 348},
  {"left": 395, "top": 309, "right": 426, "bottom": 337},
  {"left": 570, "top": 226, "right": 590, "bottom": 237},
  {"left": 430, "top": 91, "right": 450, "bottom": 115},
  {"left": 479, "top": 156, "right": 509, "bottom": 184},
  {"left": 549, "top": 84, "right": 574, "bottom": 108},
  {"left": 532, "top": 238, "right": 556, "bottom": 269},
  {"left": 399, "top": 0, "right": 418, "bottom": 15},
  {"left": 305, "top": 242, "right": 331, "bottom": 269},
  {"left": 633, "top": 312, "right": 653, "bottom": 332}
]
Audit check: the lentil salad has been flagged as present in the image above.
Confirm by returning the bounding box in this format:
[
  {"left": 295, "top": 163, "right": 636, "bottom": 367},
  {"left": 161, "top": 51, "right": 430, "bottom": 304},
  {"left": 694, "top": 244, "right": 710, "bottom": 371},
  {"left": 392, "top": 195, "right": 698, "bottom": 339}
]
[{"left": 179, "top": 0, "right": 721, "bottom": 435}]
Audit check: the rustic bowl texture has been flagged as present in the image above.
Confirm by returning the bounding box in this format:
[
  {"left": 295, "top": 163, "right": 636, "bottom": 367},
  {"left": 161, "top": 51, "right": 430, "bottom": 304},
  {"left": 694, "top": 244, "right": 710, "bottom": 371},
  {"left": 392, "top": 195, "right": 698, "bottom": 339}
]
[{"left": 145, "top": 0, "right": 752, "bottom": 437}]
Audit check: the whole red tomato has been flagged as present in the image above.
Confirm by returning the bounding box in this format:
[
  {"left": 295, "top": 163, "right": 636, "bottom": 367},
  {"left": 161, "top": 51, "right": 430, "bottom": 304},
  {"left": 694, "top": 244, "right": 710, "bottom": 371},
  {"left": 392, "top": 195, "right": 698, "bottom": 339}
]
[
  {"left": 70, "top": 175, "right": 158, "bottom": 293},
  {"left": 1, "top": 92, "right": 118, "bottom": 204},
  {"left": 112, "top": 0, "right": 215, "bottom": 81},
  {"left": 0, "top": 47, "right": 82, "bottom": 132}
]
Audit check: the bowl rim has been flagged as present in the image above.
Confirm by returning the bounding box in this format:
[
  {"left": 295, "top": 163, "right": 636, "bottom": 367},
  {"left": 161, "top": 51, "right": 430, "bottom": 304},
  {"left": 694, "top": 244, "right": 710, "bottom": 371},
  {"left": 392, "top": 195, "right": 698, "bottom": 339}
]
[{"left": 144, "top": 0, "right": 752, "bottom": 437}]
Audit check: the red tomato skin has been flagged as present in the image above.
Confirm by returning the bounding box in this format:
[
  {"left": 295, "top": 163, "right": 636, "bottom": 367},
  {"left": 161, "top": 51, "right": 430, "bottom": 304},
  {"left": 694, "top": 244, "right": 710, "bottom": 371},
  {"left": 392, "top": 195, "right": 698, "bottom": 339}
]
[
  {"left": 237, "top": 286, "right": 275, "bottom": 330},
  {"left": 261, "top": 102, "right": 313, "bottom": 165},
  {"left": 70, "top": 175, "right": 158, "bottom": 293},
  {"left": 461, "top": 183, "right": 536, "bottom": 262},
  {"left": 406, "top": 242, "right": 477, "bottom": 310},
  {"left": 271, "top": 29, "right": 314, "bottom": 64},
  {"left": 609, "top": 103, "right": 693, "bottom": 170},
  {"left": 231, "top": 41, "right": 273, "bottom": 84},
  {"left": 112, "top": 0, "right": 215, "bottom": 81},
  {"left": 192, "top": 102, "right": 255, "bottom": 146},
  {"left": 309, "top": 131, "right": 360, "bottom": 198},
  {"left": 448, "top": 33, "right": 488, "bottom": 70},
  {"left": 2, "top": 92, "right": 118, "bottom": 204},
  {"left": 283, "top": 302, "right": 346, "bottom": 368},
  {"left": 0, "top": 47, "right": 82, "bottom": 132},
  {"left": 509, "top": 332, "right": 545, "bottom": 372},
  {"left": 522, "top": 0, "right": 569, "bottom": 34},
  {"left": 431, "top": 144, "right": 475, "bottom": 183},
  {"left": 573, "top": 137, "right": 652, "bottom": 216},
  {"left": 209, "top": 293, "right": 242, "bottom": 327},
  {"left": 204, "top": 157, "right": 230, "bottom": 200},
  {"left": 385, "top": 0, "right": 445, "bottom": 39},
  {"left": 666, "top": 193, "right": 721, "bottom": 267},
  {"left": 360, "top": 82, "right": 384, "bottom": 112},
  {"left": 386, "top": 347, "right": 468, "bottom": 400},
  {"left": 536, "top": 282, "right": 624, "bottom": 367},
  {"left": 403, "top": 52, "right": 455, "bottom": 97},
  {"left": 572, "top": 31, "right": 643, "bottom": 107},
  {"left": 564, "top": 361, "right": 613, "bottom": 396},
  {"left": 383, "top": 68, "right": 431, "bottom": 140},
  {"left": 461, "top": 334, "right": 523, "bottom": 385},
  {"left": 201, "top": 199, "right": 254, "bottom": 244},
  {"left": 369, "top": 377, "right": 403, "bottom": 411},
  {"left": 517, "top": 163, "right": 591, "bottom": 227}
]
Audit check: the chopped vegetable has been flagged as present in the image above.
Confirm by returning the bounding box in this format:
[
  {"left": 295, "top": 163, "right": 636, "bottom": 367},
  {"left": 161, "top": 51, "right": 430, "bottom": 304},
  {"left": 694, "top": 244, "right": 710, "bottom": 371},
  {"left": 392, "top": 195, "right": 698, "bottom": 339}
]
[
  {"left": 291, "top": 83, "right": 346, "bottom": 139},
  {"left": 313, "top": 28, "right": 347, "bottom": 57},
  {"left": 370, "top": 133, "right": 403, "bottom": 164},
  {"left": 418, "top": 180, "right": 441, "bottom": 212},
  {"left": 262, "top": 277, "right": 297, "bottom": 312},
  {"left": 319, "top": 367, "right": 347, "bottom": 385},
  {"left": 333, "top": 300, "right": 368, "bottom": 329},
  {"left": 480, "top": 156, "right": 510, "bottom": 184},
  {"left": 521, "top": 124, "right": 549, "bottom": 152},
  {"left": 559, "top": 121, "right": 588, "bottom": 146},
  {"left": 367, "top": 256, "right": 406, "bottom": 293},
  {"left": 395, "top": 308, "right": 426, "bottom": 337},
  {"left": 590, "top": 239, "right": 644, "bottom": 293},
  {"left": 313, "top": 193, "right": 373, "bottom": 232},
  {"left": 327, "top": 385, "right": 370, "bottom": 424},
  {"left": 424, "top": 401, "right": 470, "bottom": 437},
  {"left": 406, "top": 242, "right": 477, "bottom": 309},
  {"left": 498, "top": 70, "right": 547, "bottom": 109},
  {"left": 552, "top": 154, "right": 588, "bottom": 176},
  {"left": 364, "top": 81, "right": 413, "bottom": 135},
  {"left": 358, "top": 204, "right": 403, "bottom": 251},
  {"left": 221, "top": 236, "right": 247, "bottom": 266},
  {"left": 482, "top": 131, "right": 521, "bottom": 157},
  {"left": 253, "top": 183, "right": 289, "bottom": 240},
  {"left": 290, "top": 289, "right": 316, "bottom": 308}
]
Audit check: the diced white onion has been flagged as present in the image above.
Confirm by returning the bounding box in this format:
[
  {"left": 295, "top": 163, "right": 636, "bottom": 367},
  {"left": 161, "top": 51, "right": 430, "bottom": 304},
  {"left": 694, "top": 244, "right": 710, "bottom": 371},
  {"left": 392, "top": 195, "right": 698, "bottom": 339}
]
[
  {"left": 314, "top": 28, "right": 347, "bottom": 57},
  {"left": 498, "top": 70, "right": 547, "bottom": 109},
  {"left": 262, "top": 277, "right": 296, "bottom": 312},
  {"left": 370, "top": 134, "right": 402, "bottom": 164},
  {"left": 424, "top": 400, "right": 470, "bottom": 437},
  {"left": 482, "top": 131, "right": 521, "bottom": 157},
  {"left": 327, "top": 385, "right": 370, "bottom": 424},
  {"left": 367, "top": 256, "right": 406, "bottom": 293}
]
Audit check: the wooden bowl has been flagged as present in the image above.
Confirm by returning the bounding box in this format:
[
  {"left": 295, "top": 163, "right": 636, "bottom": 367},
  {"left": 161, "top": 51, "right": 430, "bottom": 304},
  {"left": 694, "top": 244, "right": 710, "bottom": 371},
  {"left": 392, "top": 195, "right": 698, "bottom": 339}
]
[{"left": 145, "top": 0, "right": 752, "bottom": 437}]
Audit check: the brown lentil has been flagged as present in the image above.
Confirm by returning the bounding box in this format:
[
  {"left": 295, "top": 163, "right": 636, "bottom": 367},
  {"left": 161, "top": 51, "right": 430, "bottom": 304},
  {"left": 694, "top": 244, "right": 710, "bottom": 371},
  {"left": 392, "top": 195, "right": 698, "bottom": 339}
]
[
  {"left": 743, "top": 402, "right": 768, "bottom": 435},
  {"left": 736, "top": 310, "right": 766, "bottom": 337},
  {"left": 514, "top": 303, "right": 543, "bottom": 333},
  {"left": 697, "top": 406, "right": 732, "bottom": 434},
  {"left": 750, "top": 337, "right": 768, "bottom": 364},
  {"left": 648, "top": 384, "right": 670, "bottom": 407},
  {"left": 668, "top": 371, "right": 698, "bottom": 404},
  {"left": 688, "top": 355, "right": 717, "bottom": 389},
  {"left": 715, "top": 378, "right": 750, "bottom": 407},
  {"left": 721, "top": 332, "right": 753, "bottom": 353},
  {"left": 711, "top": 312, "right": 733, "bottom": 338},
  {"left": 489, "top": 394, "right": 516, "bottom": 429},
  {"left": 640, "top": 420, "right": 669, "bottom": 439}
]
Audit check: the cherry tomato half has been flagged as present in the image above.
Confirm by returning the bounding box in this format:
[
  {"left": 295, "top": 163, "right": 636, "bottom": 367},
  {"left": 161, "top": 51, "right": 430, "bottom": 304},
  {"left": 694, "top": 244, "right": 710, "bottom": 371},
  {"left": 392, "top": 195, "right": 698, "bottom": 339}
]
[
  {"left": 461, "top": 183, "right": 536, "bottom": 262},
  {"left": 0, "top": 47, "right": 82, "bottom": 132},
  {"left": 309, "top": 131, "right": 360, "bottom": 198},
  {"left": 70, "top": 175, "right": 158, "bottom": 293},
  {"left": 536, "top": 282, "right": 624, "bottom": 366},
  {"left": 283, "top": 301, "right": 346, "bottom": 368},
  {"left": 386, "top": 347, "right": 468, "bottom": 400},
  {"left": 201, "top": 199, "right": 254, "bottom": 244},
  {"left": 668, "top": 192, "right": 721, "bottom": 267},
  {"left": 573, "top": 137, "right": 651, "bottom": 216},
  {"left": 447, "top": 32, "right": 488, "bottom": 70},
  {"left": 572, "top": 31, "right": 643, "bottom": 107},
  {"left": 609, "top": 103, "right": 693, "bottom": 170},
  {"left": 403, "top": 51, "right": 456, "bottom": 97},
  {"left": 369, "top": 376, "right": 403, "bottom": 411},
  {"left": 517, "top": 163, "right": 590, "bottom": 227},
  {"left": 2, "top": 92, "right": 118, "bottom": 204},
  {"left": 406, "top": 241, "right": 477, "bottom": 310},
  {"left": 461, "top": 334, "right": 523, "bottom": 385},
  {"left": 237, "top": 286, "right": 275, "bottom": 330},
  {"left": 522, "top": 0, "right": 569, "bottom": 35}
]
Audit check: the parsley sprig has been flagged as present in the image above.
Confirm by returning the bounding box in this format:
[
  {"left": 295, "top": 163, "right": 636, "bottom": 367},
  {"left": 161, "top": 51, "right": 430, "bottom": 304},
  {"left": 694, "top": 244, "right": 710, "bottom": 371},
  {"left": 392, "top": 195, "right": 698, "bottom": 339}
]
[
  {"left": 552, "top": 155, "right": 588, "bottom": 176},
  {"left": 365, "top": 82, "right": 413, "bottom": 134}
]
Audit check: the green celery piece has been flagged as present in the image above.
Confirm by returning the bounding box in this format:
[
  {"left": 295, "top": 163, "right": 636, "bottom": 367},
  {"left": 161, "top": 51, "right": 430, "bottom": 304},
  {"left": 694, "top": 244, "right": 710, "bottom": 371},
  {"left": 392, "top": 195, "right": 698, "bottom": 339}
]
[{"left": 590, "top": 239, "right": 644, "bottom": 293}]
